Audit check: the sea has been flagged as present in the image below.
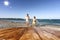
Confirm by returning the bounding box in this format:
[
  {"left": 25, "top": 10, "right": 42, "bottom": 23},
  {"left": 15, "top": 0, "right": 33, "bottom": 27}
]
[{"left": 0, "top": 18, "right": 60, "bottom": 26}]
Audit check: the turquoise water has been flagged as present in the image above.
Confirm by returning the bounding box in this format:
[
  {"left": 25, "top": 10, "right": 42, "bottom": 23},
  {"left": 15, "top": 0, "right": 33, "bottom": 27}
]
[{"left": 37, "top": 19, "right": 60, "bottom": 25}]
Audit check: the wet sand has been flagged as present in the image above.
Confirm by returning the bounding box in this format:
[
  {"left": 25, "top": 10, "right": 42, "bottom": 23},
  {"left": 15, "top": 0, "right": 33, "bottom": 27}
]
[
  {"left": 0, "top": 20, "right": 26, "bottom": 28},
  {"left": 0, "top": 20, "right": 60, "bottom": 40}
]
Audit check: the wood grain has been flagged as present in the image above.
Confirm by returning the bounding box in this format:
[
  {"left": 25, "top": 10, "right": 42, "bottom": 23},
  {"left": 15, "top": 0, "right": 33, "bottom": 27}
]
[{"left": 0, "top": 27, "right": 60, "bottom": 40}]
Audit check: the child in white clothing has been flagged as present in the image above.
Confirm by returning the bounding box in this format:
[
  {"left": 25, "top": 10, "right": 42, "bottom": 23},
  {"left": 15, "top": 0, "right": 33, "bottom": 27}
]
[{"left": 32, "top": 16, "right": 36, "bottom": 26}]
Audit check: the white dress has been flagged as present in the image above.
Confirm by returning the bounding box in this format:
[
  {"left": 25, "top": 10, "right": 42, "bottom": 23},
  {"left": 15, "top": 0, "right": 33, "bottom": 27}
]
[{"left": 25, "top": 16, "right": 29, "bottom": 23}]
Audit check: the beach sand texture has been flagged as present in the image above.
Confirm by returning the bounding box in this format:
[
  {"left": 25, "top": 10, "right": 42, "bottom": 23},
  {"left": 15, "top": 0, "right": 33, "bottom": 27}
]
[
  {"left": 0, "top": 21, "right": 60, "bottom": 40},
  {"left": 0, "top": 27, "right": 60, "bottom": 40}
]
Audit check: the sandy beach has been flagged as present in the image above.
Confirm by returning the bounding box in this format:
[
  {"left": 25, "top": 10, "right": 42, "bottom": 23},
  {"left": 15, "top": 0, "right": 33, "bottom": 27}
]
[{"left": 0, "top": 20, "right": 60, "bottom": 40}]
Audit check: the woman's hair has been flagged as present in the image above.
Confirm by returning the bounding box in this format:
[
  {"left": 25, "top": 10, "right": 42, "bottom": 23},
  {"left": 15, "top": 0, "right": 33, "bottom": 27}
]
[
  {"left": 27, "top": 14, "right": 29, "bottom": 16},
  {"left": 34, "top": 16, "right": 36, "bottom": 19}
]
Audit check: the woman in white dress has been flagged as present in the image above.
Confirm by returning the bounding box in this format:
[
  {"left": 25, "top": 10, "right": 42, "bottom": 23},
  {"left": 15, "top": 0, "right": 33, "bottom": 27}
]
[{"left": 25, "top": 14, "right": 30, "bottom": 27}]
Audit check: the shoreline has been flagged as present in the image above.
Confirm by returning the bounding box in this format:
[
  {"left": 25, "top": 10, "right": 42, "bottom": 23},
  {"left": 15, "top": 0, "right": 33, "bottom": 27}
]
[
  {"left": 0, "top": 20, "right": 60, "bottom": 28},
  {"left": 0, "top": 21, "right": 60, "bottom": 40}
]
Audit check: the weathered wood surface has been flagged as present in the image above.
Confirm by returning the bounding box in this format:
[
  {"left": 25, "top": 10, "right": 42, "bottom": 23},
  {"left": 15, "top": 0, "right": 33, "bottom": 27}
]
[{"left": 0, "top": 27, "right": 60, "bottom": 40}]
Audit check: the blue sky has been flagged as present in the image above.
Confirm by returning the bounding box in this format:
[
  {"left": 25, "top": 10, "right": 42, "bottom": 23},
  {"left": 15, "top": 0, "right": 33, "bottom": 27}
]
[{"left": 0, "top": 0, "right": 60, "bottom": 19}]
